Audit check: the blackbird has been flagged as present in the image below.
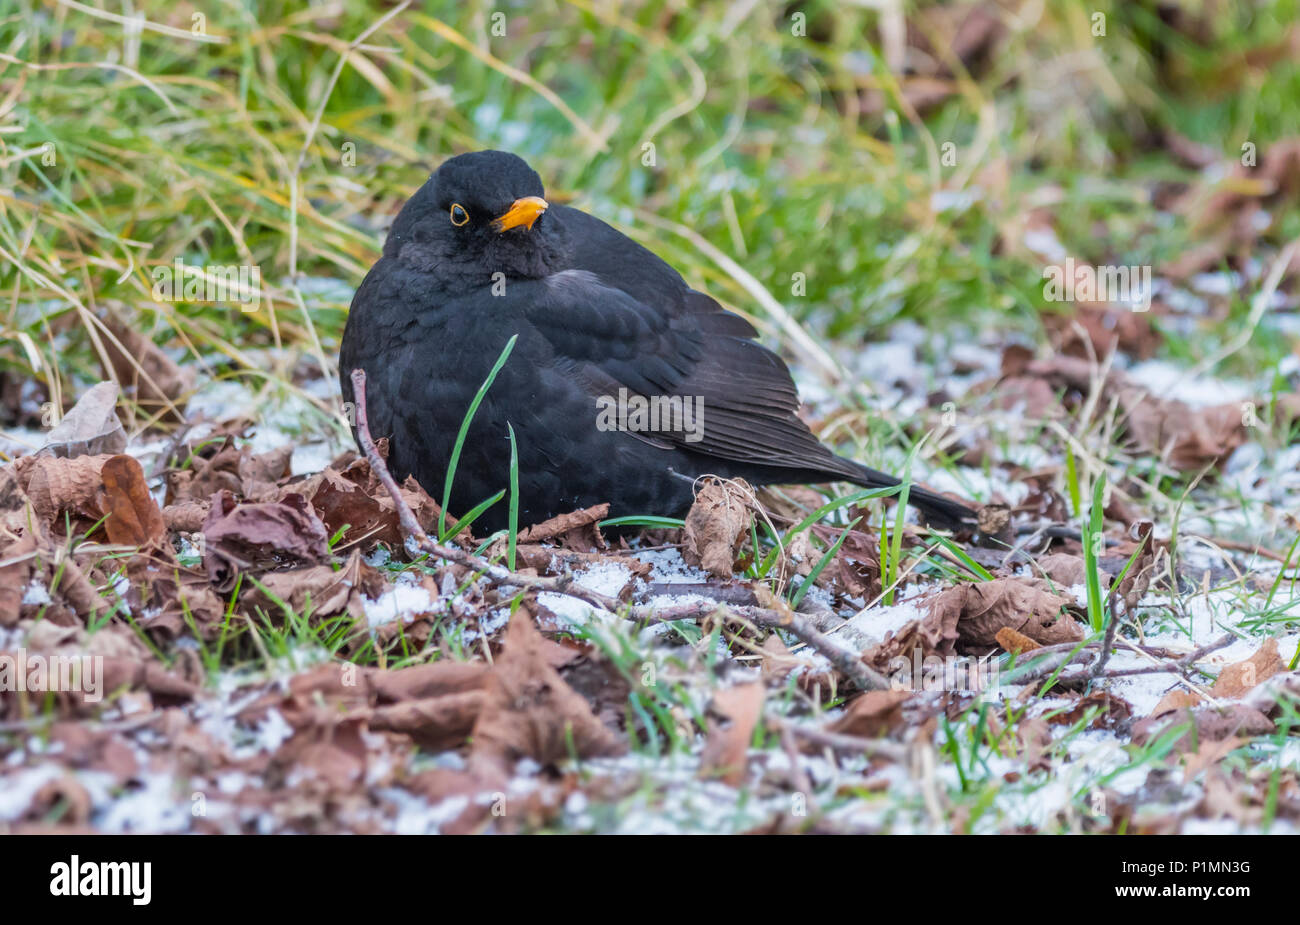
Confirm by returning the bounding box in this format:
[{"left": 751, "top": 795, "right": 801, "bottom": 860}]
[{"left": 340, "top": 150, "right": 974, "bottom": 533}]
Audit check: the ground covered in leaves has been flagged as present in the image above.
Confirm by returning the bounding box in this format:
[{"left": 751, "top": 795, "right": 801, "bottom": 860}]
[{"left": 3, "top": 256, "right": 1299, "bottom": 833}]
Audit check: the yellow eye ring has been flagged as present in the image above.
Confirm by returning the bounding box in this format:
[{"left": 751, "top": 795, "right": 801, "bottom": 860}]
[{"left": 449, "top": 203, "right": 470, "bottom": 226}]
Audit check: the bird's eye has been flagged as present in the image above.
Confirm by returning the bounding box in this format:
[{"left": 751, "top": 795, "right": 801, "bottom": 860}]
[{"left": 449, "top": 203, "right": 470, "bottom": 226}]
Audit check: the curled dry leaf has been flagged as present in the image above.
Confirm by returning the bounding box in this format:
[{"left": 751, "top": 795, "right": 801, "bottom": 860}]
[
  {"left": 14, "top": 453, "right": 112, "bottom": 529},
  {"left": 1041, "top": 299, "right": 1162, "bottom": 362},
  {"left": 162, "top": 500, "right": 209, "bottom": 533},
  {"left": 681, "top": 477, "right": 753, "bottom": 578},
  {"left": 168, "top": 440, "right": 291, "bottom": 504},
  {"left": 1149, "top": 638, "right": 1285, "bottom": 717},
  {"left": 931, "top": 577, "right": 1083, "bottom": 652},
  {"left": 201, "top": 490, "right": 331, "bottom": 592},
  {"left": 1117, "top": 388, "right": 1248, "bottom": 472},
  {"left": 820, "top": 527, "right": 881, "bottom": 599},
  {"left": 117, "top": 546, "right": 223, "bottom": 639},
  {"left": 1211, "top": 639, "right": 1283, "bottom": 698},
  {"left": 995, "top": 626, "right": 1041, "bottom": 654},
  {"left": 1032, "top": 552, "right": 1107, "bottom": 589},
  {"left": 368, "top": 693, "right": 486, "bottom": 751},
  {"left": 37, "top": 381, "right": 126, "bottom": 458},
  {"left": 861, "top": 596, "right": 961, "bottom": 673},
  {"left": 699, "top": 682, "right": 765, "bottom": 786},
  {"left": 297, "top": 461, "right": 443, "bottom": 550},
  {"left": 0, "top": 466, "right": 41, "bottom": 626},
  {"left": 245, "top": 549, "right": 381, "bottom": 624},
  {"left": 515, "top": 503, "right": 610, "bottom": 552}
]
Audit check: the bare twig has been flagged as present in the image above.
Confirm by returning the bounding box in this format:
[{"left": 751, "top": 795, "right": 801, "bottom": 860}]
[{"left": 767, "top": 716, "right": 907, "bottom": 761}]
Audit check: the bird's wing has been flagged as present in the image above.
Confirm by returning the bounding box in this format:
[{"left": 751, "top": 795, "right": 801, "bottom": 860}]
[{"left": 520, "top": 269, "right": 844, "bottom": 470}]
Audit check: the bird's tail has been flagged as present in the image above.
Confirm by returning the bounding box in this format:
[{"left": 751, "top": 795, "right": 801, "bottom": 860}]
[{"left": 833, "top": 459, "right": 977, "bottom": 528}]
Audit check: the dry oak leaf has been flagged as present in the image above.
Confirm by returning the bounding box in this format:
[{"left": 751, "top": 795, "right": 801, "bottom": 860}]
[
  {"left": 681, "top": 477, "right": 753, "bottom": 578},
  {"left": 469, "top": 613, "right": 625, "bottom": 777},
  {"left": 699, "top": 682, "right": 765, "bottom": 787},
  {"left": 14, "top": 453, "right": 112, "bottom": 529},
  {"left": 935, "top": 577, "right": 1083, "bottom": 652}
]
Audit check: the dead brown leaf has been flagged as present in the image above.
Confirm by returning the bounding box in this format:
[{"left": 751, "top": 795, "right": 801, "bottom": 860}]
[
  {"left": 1118, "top": 388, "right": 1248, "bottom": 472},
  {"left": 699, "top": 682, "right": 765, "bottom": 786},
  {"left": 469, "top": 613, "right": 625, "bottom": 778},
  {"left": 516, "top": 503, "right": 610, "bottom": 551},
  {"left": 202, "top": 490, "right": 330, "bottom": 592},
  {"left": 827, "top": 689, "right": 911, "bottom": 739},
  {"left": 930, "top": 577, "right": 1082, "bottom": 652},
  {"left": 681, "top": 477, "right": 753, "bottom": 578},
  {"left": 100, "top": 312, "right": 193, "bottom": 425},
  {"left": 101, "top": 455, "right": 165, "bottom": 546},
  {"left": 37, "top": 381, "right": 126, "bottom": 458}
]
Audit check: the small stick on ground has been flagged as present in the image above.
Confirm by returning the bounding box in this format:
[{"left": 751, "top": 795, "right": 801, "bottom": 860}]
[{"left": 769, "top": 716, "right": 907, "bottom": 761}]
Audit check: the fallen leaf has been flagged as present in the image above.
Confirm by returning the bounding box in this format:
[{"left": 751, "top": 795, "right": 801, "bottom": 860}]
[
  {"left": 681, "top": 477, "right": 753, "bottom": 578},
  {"left": 1118, "top": 389, "right": 1248, "bottom": 472},
  {"left": 15, "top": 453, "right": 112, "bottom": 529},
  {"left": 995, "top": 626, "right": 1041, "bottom": 654},
  {"left": 0, "top": 466, "right": 41, "bottom": 626},
  {"left": 861, "top": 595, "right": 961, "bottom": 672},
  {"left": 827, "top": 689, "right": 910, "bottom": 739},
  {"left": 100, "top": 312, "right": 193, "bottom": 425},
  {"left": 37, "top": 381, "right": 126, "bottom": 458},
  {"left": 202, "top": 490, "right": 330, "bottom": 592},
  {"left": 930, "top": 577, "right": 1083, "bottom": 652},
  {"left": 516, "top": 503, "right": 610, "bottom": 551},
  {"left": 101, "top": 455, "right": 165, "bottom": 546},
  {"left": 469, "top": 613, "right": 624, "bottom": 778},
  {"left": 1211, "top": 638, "right": 1284, "bottom": 698},
  {"left": 699, "top": 682, "right": 765, "bottom": 786}
]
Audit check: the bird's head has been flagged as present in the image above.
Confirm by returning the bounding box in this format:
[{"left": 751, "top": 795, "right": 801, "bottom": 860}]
[{"left": 384, "top": 150, "right": 566, "bottom": 284}]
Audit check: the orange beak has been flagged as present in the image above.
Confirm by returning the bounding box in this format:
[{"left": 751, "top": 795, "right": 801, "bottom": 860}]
[{"left": 492, "top": 196, "right": 549, "bottom": 232}]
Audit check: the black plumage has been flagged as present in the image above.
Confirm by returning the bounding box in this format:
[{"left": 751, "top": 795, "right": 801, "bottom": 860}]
[{"left": 340, "top": 150, "right": 974, "bottom": 533}]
